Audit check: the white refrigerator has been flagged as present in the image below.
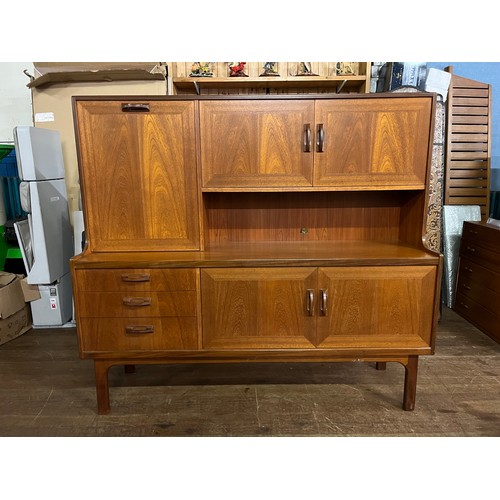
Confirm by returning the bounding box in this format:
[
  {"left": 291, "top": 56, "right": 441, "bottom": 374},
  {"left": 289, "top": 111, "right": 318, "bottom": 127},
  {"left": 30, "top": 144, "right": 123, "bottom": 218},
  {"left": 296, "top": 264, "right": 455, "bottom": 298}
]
[{"left": 13, "top": 126, "right": 73, "bottom": 327}]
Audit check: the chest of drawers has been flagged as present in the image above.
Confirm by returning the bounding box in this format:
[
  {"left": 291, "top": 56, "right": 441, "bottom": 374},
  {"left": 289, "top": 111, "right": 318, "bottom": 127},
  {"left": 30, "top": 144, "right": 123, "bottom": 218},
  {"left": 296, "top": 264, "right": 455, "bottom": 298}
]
[{"left": 455, "top": 221, "right": 500, "bottom": 343}]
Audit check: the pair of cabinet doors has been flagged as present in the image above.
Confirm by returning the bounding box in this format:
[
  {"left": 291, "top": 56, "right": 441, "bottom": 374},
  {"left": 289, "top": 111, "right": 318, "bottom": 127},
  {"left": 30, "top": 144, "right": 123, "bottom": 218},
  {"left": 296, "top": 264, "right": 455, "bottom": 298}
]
[
  {"left": 201, "top": 266, "right": 436, "bottom": 350},
  {"left": 200, "top": 98, "right": 432, "bottom": 189}
]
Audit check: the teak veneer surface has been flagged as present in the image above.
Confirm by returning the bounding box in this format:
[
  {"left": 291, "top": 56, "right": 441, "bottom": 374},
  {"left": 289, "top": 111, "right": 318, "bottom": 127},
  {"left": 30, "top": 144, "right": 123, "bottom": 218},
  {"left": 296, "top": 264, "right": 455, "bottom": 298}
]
[{"left": 71, "top": 93, "right": 440, "bottom": 414}]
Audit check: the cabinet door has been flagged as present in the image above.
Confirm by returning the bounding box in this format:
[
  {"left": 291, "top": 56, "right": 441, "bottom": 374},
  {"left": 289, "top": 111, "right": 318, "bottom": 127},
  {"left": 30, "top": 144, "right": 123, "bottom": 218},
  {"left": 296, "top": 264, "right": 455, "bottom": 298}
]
[
  {"left": 316, "top": 266, "right": 436, "bottom": 349},
  {"left": 200, "top": 100, "right": 314, "bottom": 188},
  {"left": 75, "top": 100, "right": 200, "bottom": 252},
  {"left": 201, "top": 268, "right": 317, "bottom": 349},
  {"left": 313, "top": 97, "right": 433, "bottom": 188}
]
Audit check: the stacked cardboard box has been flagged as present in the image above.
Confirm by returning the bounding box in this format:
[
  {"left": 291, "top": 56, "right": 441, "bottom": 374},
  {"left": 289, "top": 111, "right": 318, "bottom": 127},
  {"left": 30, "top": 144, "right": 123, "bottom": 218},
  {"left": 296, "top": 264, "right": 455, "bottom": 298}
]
[{"left": 0, "top": 272, "right": 32, "bottom": 346}]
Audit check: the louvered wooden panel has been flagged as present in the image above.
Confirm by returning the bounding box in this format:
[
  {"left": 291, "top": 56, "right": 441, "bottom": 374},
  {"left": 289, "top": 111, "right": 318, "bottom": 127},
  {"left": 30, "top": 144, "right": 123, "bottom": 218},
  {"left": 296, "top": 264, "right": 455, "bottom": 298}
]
[{"left": 444, "top": 68, "right": 491, "bottom": 220}]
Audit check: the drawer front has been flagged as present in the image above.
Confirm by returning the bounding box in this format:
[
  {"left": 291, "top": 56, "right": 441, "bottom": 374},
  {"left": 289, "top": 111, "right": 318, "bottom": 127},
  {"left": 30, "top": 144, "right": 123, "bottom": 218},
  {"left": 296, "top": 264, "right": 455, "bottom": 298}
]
[
  {"left": 457, "top": 257, "right": 500, "bottom": 296},
  {"left": 77, "top": 291, "right": 197, "bottom": 318},
  {"left": 75, "top": 269, "right": 197, "bottom": 292},
  {"left": 460, "top": 242, "right": 500, "bottom": 273},
  {"left": 462, "top": 221, "right": 500, "bottom": 249},
  {"left": 454, "top": 292, "right": 500, "bottom": 342},
  {"left": 80, "top": 317, "right": 198, "bottom": 351}
]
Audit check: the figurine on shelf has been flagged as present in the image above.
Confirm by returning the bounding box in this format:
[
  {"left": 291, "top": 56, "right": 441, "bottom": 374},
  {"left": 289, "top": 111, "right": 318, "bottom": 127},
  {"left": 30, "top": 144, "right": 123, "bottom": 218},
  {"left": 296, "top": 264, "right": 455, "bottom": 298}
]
[
  {"left": 296, "top": 62, "right": 318, "bottom": 76},
  {"left": 260, "top": 62, "right": 280, "bottom": 77},
  {"left": 228, "top": 62, "right": 248, "bottom": 77},
  {"left": 336, "top": 62, "right": 355, "bottom": 76},
  {"left": 189, "top": 62, "right": 214, "bottom": 77}
]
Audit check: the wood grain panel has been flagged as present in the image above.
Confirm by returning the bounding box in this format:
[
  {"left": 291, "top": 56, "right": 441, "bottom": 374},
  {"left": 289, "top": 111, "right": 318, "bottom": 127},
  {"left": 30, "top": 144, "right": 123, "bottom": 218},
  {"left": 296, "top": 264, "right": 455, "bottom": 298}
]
[
  {"left": 201, "top": 268, "right": 317, "bottom": 349},
  {"left": 203, "top": 191, "right": 403, "bottom": 244},
  {"left": 316, "top": 266, "right": 436, "bottom": 347},
  {"left": 75, "top": 269, "right": 197, "bottom": 291},
  {"left": 77, "top": 291, "right": 197, "bottom": 317},
  {"left": 80, "top": 317, "right": 198, "bottom": 351},
  {"left": 75, "top": 100, "right": 200, "bottom": 251},
  {"left": 313, "top": 97, "right": 433, "bottom": 188},
  {"left": 200, "top": 100, "right": 314, "bottom": 187}
]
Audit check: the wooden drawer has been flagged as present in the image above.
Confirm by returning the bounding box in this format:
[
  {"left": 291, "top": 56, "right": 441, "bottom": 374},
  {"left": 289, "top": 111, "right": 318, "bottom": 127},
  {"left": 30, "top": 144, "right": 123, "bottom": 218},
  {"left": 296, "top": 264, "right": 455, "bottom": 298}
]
[
  {"left": 75, "top": 269, "right": 197, "bottom": 292},
  {"left": 459, "top": 242, "right": 500, "bottom": 274},
  {"left": 80, "top": 317, "right": 198, "bottom": 351},
  {"left": 462, "top": 221, "right": 500, "bottom": 250},
  {"left": 454, "top": 292, "right": 500, "bottom": 342},
  {"left": 457, "top": 257, "right": 500, "bottom": 296},
  {"left": 77, "top": 291, "right": 197, "bottom": 318}
]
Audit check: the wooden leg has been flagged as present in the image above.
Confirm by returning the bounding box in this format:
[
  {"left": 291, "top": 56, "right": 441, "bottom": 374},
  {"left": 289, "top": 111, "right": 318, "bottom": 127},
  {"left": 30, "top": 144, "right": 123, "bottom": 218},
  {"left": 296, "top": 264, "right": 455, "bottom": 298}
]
[
  {"left": 124, "top": 364, "right": 136, "bottom": 374},
  {"left": 376, "top": 362, "right": 387, "bottom": 370},
  {"left": 402, "top": 355, "right": 419, "bottom": 411},
  {"left": 94, "top": 361, "right": 112, "bottom": 415}
]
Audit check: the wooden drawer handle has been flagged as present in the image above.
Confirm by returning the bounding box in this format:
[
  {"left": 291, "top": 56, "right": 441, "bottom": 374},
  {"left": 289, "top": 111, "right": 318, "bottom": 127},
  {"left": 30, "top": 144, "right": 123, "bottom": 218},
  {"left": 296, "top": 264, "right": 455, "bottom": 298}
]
[
  {"left": 122, "top": 297, "right": 152, "bottom": 307},
  {"left": 466, "top": 246, "right": 476, "bottom": 253},
  {"left": 121, "top": 103, "right": 150, "bottom": 112},
  {"left": 125, "top": 325, "right": 154, "bottom": 334},
  {"left": 468, "top": 229, "right": 478, "bottom": 235},
  {"left": 121, "top": 273, "right": 150, "bottom": 282}
]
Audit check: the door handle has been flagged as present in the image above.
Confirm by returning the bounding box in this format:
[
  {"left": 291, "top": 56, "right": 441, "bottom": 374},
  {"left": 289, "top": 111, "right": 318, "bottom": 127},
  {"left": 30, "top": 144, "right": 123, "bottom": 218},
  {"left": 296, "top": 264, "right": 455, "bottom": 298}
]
[
  {"left": 303, "top": 124, "right": 311, "bottom": 152},
  {"left": 306, "top": 289, "right": 315, "bottom": 316},
  {"left": 319, "top": 289, "right": 328, "bottom": 316},
  {"left": 316, "top": 123, "right": 325, "bottom": 152}
]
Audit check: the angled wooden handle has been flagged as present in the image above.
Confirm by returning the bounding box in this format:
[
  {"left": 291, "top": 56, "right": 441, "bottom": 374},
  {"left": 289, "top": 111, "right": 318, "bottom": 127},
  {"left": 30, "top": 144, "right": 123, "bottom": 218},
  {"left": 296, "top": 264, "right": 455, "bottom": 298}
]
[
  {"left": 125, "top": 325, "right": 154, "bottom": 334},
  {"left": 121, "top": 273, "right": 150, "bottom": 282},
  {"left": 122, "top": 297, "right": 152, "bottom": 307}
]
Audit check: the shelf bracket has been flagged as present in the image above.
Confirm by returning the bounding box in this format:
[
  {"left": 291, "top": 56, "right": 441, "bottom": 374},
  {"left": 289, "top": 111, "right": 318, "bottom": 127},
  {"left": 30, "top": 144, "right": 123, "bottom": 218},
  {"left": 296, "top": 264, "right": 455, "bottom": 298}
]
[{"left": 336, "top": 79, "right": 347, "bottom": 94}]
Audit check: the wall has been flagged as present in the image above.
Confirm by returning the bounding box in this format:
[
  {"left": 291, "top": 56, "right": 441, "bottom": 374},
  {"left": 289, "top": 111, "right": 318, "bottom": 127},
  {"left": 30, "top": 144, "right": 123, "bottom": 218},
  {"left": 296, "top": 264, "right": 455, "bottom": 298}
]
[{"left": 0, "top": 62, "right": 34, "bottom": 142}]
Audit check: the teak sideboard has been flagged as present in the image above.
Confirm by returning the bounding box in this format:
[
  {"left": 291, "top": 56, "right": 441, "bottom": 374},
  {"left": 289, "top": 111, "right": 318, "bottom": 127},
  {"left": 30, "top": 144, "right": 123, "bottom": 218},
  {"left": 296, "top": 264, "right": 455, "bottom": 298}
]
[{"left": 71, "top": 93, "right": 442, "bottom": 414}]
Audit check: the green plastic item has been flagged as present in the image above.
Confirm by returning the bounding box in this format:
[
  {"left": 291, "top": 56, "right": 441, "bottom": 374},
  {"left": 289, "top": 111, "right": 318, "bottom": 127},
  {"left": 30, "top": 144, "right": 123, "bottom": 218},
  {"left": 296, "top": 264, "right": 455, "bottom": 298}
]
[{"left": 0, "top": 144, "right": 14, "bottom": 161}]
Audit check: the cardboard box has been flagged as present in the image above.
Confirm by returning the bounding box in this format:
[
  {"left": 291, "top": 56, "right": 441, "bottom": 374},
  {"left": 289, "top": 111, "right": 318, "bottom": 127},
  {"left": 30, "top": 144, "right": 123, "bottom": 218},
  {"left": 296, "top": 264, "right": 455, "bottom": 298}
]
[
  {"left": 0, "top": 271, "right": 32, "bottom": 346},
  {"left": 0, "top": 272, "right": 26, "bottom": 319},
  {"left": 0, "top": 305, "right": 31, "bottom": 346}
]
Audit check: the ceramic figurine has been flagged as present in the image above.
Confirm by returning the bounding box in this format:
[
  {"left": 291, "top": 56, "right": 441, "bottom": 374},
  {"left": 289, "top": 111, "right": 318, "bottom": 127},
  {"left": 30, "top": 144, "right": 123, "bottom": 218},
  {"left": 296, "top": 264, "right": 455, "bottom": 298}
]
[
  {"left": 228, "top": 62, "right": 248, "bottom": 77},
  {"left": 189, "top": 62, "right": 214, "bottom": 77},
  {"left": 296, "top": 62, "right": 318, "bottom": 76},
  {"left": 260, "top": 62, "right": 279, "bottom": 77},
  {"left": 336, "top": 62, "right": 355, "bottom": 76}
]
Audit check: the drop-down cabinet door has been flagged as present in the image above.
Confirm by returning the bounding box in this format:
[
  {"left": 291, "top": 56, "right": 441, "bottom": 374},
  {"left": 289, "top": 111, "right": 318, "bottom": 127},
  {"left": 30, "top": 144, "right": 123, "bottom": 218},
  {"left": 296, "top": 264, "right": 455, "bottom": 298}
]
[{"left": 74, "top": 99, "right": 200, "bottom": 252}]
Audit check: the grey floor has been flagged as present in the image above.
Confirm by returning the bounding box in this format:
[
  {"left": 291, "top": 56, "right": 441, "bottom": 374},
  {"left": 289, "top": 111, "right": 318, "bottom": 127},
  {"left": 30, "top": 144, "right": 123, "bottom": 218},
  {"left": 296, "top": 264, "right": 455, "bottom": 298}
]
[{"left": 0, "top": 306, "right": 499, "bottom": 437}]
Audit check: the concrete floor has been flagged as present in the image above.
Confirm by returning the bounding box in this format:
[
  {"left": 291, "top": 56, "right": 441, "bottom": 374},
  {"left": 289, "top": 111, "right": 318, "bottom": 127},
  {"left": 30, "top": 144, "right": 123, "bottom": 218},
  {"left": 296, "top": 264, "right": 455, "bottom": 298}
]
[{"left": 0, "top": 306, "right": 498, "bottom": 437}]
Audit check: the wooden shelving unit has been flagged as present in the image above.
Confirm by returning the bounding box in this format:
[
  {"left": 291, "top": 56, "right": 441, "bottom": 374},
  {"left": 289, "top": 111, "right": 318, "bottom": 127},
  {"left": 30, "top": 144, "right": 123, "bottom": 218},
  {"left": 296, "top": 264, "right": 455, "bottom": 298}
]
[{"left": 170, "top": 62, "right": 371, "bottom": 95}]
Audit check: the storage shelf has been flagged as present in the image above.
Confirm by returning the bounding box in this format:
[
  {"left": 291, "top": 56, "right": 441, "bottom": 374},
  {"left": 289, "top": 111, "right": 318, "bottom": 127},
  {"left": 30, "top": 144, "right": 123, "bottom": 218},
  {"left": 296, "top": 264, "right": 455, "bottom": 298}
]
[
  {"left": 73, "top": 241, "right": 438, "bottom": 269},
  {"left": 173, "top": 75, "right": 369, "bottom": 93}
]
